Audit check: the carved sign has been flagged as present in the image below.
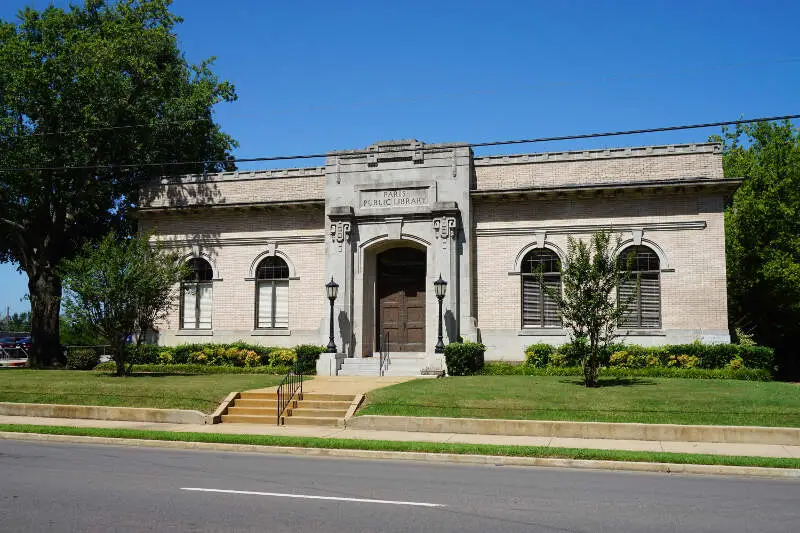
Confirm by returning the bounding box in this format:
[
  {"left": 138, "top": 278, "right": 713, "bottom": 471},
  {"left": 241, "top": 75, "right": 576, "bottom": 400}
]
[{"left": 359, "top": 187, "right": 429, "bottom": 209}]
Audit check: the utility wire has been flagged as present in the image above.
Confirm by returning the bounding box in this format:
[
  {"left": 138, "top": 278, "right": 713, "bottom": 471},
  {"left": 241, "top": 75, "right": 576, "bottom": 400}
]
[
  {"left": 0, "top": 113, "right": 798, "bottom": 174},
  {"left": 4, "top": 56, "right": 800, "bottom": 140}
]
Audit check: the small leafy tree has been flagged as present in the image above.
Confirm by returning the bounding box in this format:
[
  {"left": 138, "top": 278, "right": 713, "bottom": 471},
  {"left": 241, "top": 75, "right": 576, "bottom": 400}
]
[
  {"left": 60, "top": 232, "right": 185, "bottom": 375},
  {"left": 545, "top": 231, "right": 632, "bottom": 387}
]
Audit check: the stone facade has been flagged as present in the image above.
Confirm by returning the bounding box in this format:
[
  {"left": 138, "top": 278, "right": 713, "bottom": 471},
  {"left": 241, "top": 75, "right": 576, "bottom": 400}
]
[{"left": 138, "top": 140, "right": 739, "bottom": 367}]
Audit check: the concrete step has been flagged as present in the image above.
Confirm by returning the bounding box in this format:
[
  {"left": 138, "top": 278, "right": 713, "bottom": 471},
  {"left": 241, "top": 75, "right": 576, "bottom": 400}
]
[
  {"left": 283, "top": 416, "right": 343, "bottom": 427},
  {"left": 239, "top": 391, "right": 278, "bottom": 400},
  {"left": 300, "top": 400, "right": 352, "bottom": 409},
  {"left": 221, "top": 414, "right": 275, "bottom": 424},
  {"left": 233, "top": 398, "right": 283, "bottom": 408},
  {"left": 227, "top": 407, "right": 277, "bottom": 416},
  {"left": 289, "top": 408, "right": 348, "bottom": 418},
  {"left": 301, "top": 393, "right": 354, "bottom": 402}
]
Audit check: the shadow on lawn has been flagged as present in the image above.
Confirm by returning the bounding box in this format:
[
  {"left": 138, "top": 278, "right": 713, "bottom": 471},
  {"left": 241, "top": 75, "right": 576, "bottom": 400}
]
[{"left": 559, "top": 377, "right": 657, "bottom": 387}]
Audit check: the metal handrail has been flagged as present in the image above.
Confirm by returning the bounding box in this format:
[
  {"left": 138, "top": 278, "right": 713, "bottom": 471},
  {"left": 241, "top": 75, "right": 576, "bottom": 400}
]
[
  {"left": 276, "top": 368, "right": 302, "bottom": 425},
  {"left": 379, "top": 330, "right": 390, "bottom": 376}
]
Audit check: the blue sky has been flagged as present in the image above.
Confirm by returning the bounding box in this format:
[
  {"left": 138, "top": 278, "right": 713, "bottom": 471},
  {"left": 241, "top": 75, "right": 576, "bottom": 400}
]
[{"left": 1, "top": 0, "right": 799, "bottom": 313}]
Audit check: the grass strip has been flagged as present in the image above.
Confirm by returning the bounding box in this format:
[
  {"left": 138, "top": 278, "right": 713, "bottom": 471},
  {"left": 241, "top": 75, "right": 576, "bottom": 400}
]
[{"left": 0, "top": 424, "right": 797, "bottom": 470}]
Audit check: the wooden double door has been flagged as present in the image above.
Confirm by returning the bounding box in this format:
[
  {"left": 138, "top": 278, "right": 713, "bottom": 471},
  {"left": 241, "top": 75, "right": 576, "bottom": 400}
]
[{"left": 376, "top": 247, "right": 426, "bottom": 352}]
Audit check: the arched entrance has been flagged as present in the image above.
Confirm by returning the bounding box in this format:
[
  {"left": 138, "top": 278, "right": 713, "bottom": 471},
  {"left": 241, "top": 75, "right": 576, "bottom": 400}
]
[{"left": 376, "top": 247, "right": 426, "bottom": 352}]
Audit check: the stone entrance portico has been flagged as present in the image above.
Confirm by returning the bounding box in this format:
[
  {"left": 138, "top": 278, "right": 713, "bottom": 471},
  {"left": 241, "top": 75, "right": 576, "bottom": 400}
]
[{"left": 321, "top": 141, "right": 474, "bottom": 373}]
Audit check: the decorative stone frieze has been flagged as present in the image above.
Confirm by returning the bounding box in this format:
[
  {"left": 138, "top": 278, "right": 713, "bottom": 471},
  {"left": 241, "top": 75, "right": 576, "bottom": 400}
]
[
  {"left": 330, "top": 221, "right": 351, "bottom": 252},
  {"left": 433, "top": 216, "right": 457, "bottom": 248}
]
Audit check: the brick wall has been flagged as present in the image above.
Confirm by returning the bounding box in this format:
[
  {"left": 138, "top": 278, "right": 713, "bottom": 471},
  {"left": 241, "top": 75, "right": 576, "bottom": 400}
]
[
  {"left": 473, "top": 191, "right": 730, "bottom": 358},
  {"left": 474, "top": 143, "right": 723, "bottom": 191},
  {"left": 140, "top": 168, "right": 325, "bottom": 209},
  {"left": 142, "top": 207, "right": 327, "bottom": 346}
]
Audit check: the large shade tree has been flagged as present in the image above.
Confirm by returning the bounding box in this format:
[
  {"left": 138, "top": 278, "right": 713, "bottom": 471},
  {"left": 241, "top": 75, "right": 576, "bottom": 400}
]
[
  {"left": 714, "top": 120, "right": 800, "bottom": 378},
  {"left": 0, "top": 0, "right": 237, "bottom": 366}
]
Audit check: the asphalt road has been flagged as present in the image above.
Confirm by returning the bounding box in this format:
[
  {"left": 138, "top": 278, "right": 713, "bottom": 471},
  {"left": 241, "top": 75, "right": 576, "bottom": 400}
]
[{"left": 1, "top": 440, "right": 798, "bottom": 532}]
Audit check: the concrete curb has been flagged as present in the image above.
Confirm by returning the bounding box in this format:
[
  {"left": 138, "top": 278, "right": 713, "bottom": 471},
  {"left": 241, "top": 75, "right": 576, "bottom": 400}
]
[
  {"left": 348, "top": 415, "right": 800, "bottom": 446},
  {"left": 0, "top": 402, "right": 207, "bottom": 425},
  {"left": 1, "top": 431, "right": 797, "bottom": 479},
  {"left": 207, "top": 392, "right": 240, "bottom": 425}
]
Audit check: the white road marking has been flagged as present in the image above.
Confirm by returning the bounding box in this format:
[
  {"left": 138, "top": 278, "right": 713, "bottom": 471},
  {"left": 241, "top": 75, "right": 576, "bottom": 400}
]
[{"left": 180, "top": 487, "right": 445, "bottom": 508}]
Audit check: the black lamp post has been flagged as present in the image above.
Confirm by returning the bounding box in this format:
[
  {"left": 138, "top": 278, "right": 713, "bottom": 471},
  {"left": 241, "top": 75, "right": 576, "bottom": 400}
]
[
  {"left": 434, "top": 274, "right": 447, "bottom": 354},
  {"left": 325, "top": 277, "right": 339, "bottom": 353}
]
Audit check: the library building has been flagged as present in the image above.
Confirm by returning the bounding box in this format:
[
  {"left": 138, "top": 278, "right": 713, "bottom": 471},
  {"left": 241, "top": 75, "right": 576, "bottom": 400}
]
[{"left": 138, "top": 139, "right": 739, "bottom": 376}]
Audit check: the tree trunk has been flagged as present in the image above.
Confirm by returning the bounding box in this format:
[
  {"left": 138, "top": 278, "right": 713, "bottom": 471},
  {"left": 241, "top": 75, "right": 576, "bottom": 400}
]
[
  {"left": 27, "top": 267, "right": 63, "bottom": 368},
  {"left": 111, "top": 339, "right": 127, "bottom": 377},
  {"left": 584, "top": 340, "right": 599, "bottom": 387}
]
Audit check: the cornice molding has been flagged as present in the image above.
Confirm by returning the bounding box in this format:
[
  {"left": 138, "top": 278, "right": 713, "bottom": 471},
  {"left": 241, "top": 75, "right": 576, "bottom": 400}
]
[{"left": 475, "top": 220, "right": 707, "bottom": 237}]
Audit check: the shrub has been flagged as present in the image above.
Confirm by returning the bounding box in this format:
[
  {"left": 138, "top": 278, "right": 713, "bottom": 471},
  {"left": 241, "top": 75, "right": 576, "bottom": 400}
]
[
  {"left": 609, "top": 350, "right": 629, "bottom": 367},
  {"left": 445, "top": 340, "right": 486, "bottom": 376},
  {"left": 524, "top": 343, "right": 553, "bottom": 368},
  {"left": 93, "top": 362, "right": 295, "bottom": 375},
  {"left": 67, "top": 347, "right": 100, "bottom": 370},
  {"left": 739, "top": 346, "right": 775, "bottom": 370},
  {"left": 295, "top": 344, "right": 325, "bottom": 374},
  {"left": 557, "top": 338, "right": 589, "bottom": 366},
  {"left": 269, "top": 348, "right": 297, "bottom": 368},
  {"left": 548, "top": 351, "right": 568, "bottom": 368},
  {"left": 533, "top": 341, "right": 775, "bottom": 372},
  {"left": 479, "top": 361, "right": 528, "bottom": 375},
  {"left": 477, "top": 363, "right": 771, "bottom": 381}
]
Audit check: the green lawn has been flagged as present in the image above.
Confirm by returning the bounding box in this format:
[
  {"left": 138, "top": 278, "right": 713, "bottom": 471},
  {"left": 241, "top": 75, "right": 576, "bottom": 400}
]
[
  {"left": 0, "top": 369, "right": 285, "bottom": 413},
  {"left": 359, "top": 376, "right": 800, "bottom": 427}
]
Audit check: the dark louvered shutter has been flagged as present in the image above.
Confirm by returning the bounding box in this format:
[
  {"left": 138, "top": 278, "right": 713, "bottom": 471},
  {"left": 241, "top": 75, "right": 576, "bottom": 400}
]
[
  {"left": 639, "top": 273, "right": 660, "bottom": 328},
  {"left": 542, "top": 276, "right": 561, "bottom": 327},
  {"left": 522, "top": 276, "right": 561, "bottom": 327},
  {"left": 618, "top": 272, "right": 661, "bottom": 328},
  {"left": 618, "top": 278, "right": 639, "bottom": 328},
  {"left": 522, "top": 277, "right": 542, "bottom": 327}
]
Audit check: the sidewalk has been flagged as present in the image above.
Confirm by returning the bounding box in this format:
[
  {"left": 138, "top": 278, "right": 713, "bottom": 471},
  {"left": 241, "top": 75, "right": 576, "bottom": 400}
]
[{"left": 1, "top": 414, "right": 798, "bottom": 459}]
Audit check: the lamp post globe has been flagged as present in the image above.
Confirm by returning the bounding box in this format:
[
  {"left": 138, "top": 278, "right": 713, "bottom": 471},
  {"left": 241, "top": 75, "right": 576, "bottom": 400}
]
[
  {"left": 325, "top": 277, "right": 339, "bottom": 353},
  {"left": 434, "top": 274, "right": 447, "bottom": 353}
]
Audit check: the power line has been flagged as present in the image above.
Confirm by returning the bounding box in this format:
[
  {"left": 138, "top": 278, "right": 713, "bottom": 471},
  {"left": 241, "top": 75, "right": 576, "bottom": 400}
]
[
  {"left": 4, "top": 56, "right": 800, "bottom": 140},
  {"left": 0, "top": 113, "right": 798, "bottom": 174},
  {"left": 2, "top": 117, "right": 214, "bottom": 138}
]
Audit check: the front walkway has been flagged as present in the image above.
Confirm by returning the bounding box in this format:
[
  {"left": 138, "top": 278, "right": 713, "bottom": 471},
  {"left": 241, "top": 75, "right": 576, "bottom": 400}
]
[
  {"left": 250, "top": 375, "right": 418, "bottom": 396},
  {"left": 1, "top": 414, "right": 798, "bottom": 459}
]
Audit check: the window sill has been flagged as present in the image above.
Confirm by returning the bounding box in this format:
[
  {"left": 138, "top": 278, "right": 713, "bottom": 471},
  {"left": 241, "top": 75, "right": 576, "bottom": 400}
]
[
  {"left": 518, "top": 328, "right": 567, "bottom": 336},
  {"left": 251, "top": 329, "right": 292, "bottom": 336},
  {"left": 619, "top": 329, "right": 665, "bottom": 336},
  {"left": 177, "top": 329, "right": 214, "bottom": 336}
]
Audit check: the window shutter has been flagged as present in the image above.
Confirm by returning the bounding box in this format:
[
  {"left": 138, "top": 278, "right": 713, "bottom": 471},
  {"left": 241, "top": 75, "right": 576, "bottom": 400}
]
[
  {"left": 274, "top": 281, "right": 289, "bottom": 328},
  {"left": 543, "top": 276, "right": 561, "bottom": 327},
  {"left": 639, "top": 274, "right": 661, "bottom": 328},
  {"left": 182, "top": 286, "right": 197, "bottom": 329},
  {"left": 197, "top": 284, "right": 213, "bottom": 329},
  {"left": 619, "top": 278, "right": 638, "bottom": 328},
  {"left": 522, "top": 277, "right": 541, "bottom": 327},
  {"left": 257, "top": 282, "right": 273, "bottom": 328}
]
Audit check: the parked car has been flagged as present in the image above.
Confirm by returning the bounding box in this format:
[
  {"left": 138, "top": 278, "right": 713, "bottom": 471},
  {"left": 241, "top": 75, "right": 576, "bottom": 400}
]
[
  {"left": 15, "top": 337, "right": 31, "bottom": 350},
  {"left": 0, "top": 337, "right": 17, "bottom": 349}
]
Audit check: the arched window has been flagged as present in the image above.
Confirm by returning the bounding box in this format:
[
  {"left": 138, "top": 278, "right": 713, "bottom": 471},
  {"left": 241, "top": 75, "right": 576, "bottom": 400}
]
[
  {"left": 618, "top": 246, "right": 661, "bottom": 329},
  {"left": 181, "top": 258, "right": 213, "bottom": 329},
  {"left": 255, "top": 256, "right": 290, "bottom": 329},
  {"left": 521, "top": 248, "right": 561, "bottom": 328}
]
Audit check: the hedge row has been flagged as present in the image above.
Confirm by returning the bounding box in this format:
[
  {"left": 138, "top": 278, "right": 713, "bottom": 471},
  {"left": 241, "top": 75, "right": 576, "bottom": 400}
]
[
  {"left": 120, "top": 343, "right": 325, "bottom": 374},
  {"left": 524, "top": 342, "right": 775, "bottom": 371},
  {"left": 480, "top": 362, "right": 773, "bottom": 381},
  {"left": 94, "top": 363, "right": 296, "bottom": 375}
]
